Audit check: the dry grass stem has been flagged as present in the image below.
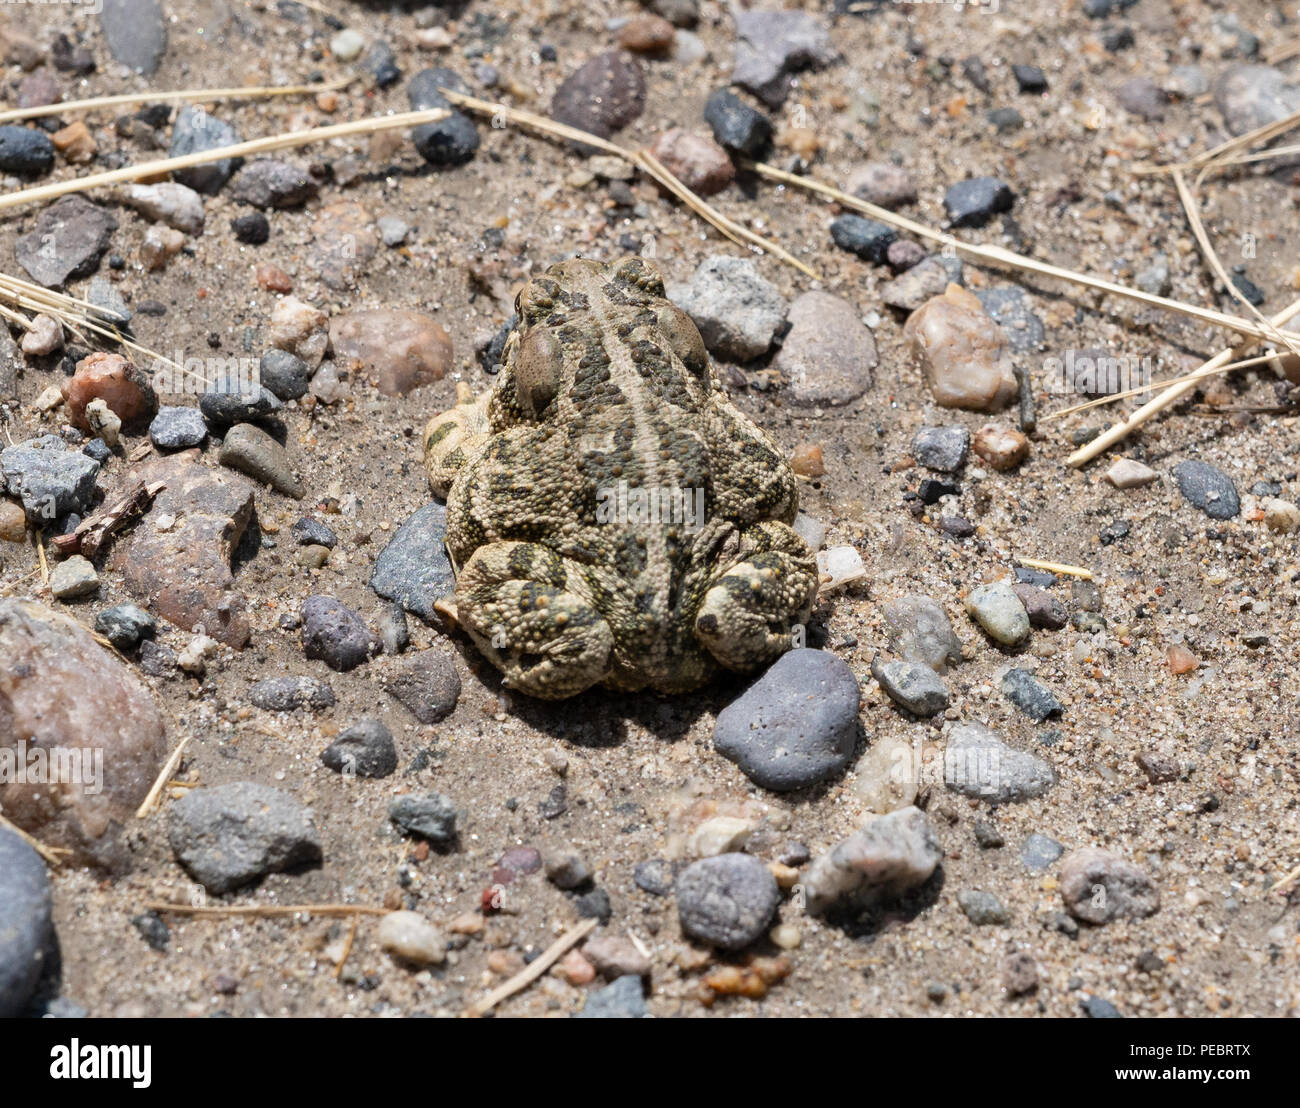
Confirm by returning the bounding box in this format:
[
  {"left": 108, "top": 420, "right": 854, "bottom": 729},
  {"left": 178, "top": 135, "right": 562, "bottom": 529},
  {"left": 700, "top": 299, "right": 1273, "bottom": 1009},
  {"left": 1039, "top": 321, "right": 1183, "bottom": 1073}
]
[
  {"left": 135, "top": 737, "right": 190, "bottom": 819},
  {"left": 0, "top": 813, "right": 71, "bottom": 867},
  {"left": 465, "top": 916, "right": 598, "bottom": 1017}
]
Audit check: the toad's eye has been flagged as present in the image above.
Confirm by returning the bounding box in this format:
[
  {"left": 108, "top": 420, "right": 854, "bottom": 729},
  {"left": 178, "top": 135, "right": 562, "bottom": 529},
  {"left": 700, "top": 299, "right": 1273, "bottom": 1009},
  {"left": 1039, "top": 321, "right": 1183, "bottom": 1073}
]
[
  {"left": 516, "top": 277, "right": 561, "bottom": 325},
  {"left": 513, "top": 326, "right": 564, "bottom": 417},
  {"left": 611, "top": 256, "right": 666, "bottom": 298},
  {"left": 657, "top": 305, "right": 709, "bottom": 377}
]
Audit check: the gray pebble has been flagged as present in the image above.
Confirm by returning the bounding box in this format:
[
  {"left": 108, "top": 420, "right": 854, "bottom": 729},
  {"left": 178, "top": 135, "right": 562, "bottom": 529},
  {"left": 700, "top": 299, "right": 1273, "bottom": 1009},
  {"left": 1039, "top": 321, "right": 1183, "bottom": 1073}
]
[
  {"left": 322, "top": 718, "right": 398, "bottom": 778},
  {"left": 94, "top": 603, "right": 155, "bottom": 650},
  {"left": 1021, "top": 832, "right": 1064, "bottom": 872},
  {"left": 369, "top": 503, "right": 455, "bottom": 623},
  {"left": 149, "top": 406, "right": 207, "bottom": 450},
  {"left": 383, "top": 648, "right": 461, "bottom": 723},
  {"left": 573, "top": 974, "right": 647, "bottom": 1018},
  {"left": 389, "top": 793, "right": 457, "bottom": 846},
  {"left": 958, "top": 889, "right": 1010, "bottom": 925},
  {"left": 945, "top": 721, "right": 1056, "bottom": 803},
  {"left": 219, "top": 423, "right": 303, "bottom": 498},
  {"left": 1173, "top": 459, "right": 1240, "bottom": 519},
  {"left": 301, "top": 595, "right": 379, "bottom": 671},
  {"left": 249, "top": 675, "right": 335, "bottom": 712},
  {"left": 675, "top": 853, "right": 780, "bottom": 950},
  {"left": 911, "top": 425, "right": 970, "bottom": 472},
  {"left": 872, "top": 656, "right": 949, "bottom": 715},
  {"left": 1000, "top": 668, "right": 1062, "bottom": 721},
  {"left": 0, "top": 829, "right": 54, "bottom": 1017}
]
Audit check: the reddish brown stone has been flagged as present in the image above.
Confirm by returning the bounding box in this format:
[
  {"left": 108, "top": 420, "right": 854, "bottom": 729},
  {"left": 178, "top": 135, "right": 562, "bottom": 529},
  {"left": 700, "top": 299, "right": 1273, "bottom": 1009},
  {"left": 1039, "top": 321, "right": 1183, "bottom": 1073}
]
[
  {"left": 62, "top": 351, "right": 158, "bottom": 433},
  {"left": 0, "top": 599, "right": 167, "bottom": 870},
  {"left": 618, "top": 15, "right": 675, "bottom": 54},
  {"left": 329, "top": 310, "right": 453, "bottom": 397},
  {"left": 110, "top": 451, "right": 255, "bottom": 648},
  {"left": 648, "top": 129, "right": 735, "bottom": 196}
]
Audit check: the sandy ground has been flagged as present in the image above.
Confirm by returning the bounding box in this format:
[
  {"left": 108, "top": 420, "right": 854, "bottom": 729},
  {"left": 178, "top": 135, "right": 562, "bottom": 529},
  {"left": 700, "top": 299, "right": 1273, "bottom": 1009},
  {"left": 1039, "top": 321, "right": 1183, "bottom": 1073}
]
[{"left": 2, "top": 0, "right": 1298, "bottom": 1017}]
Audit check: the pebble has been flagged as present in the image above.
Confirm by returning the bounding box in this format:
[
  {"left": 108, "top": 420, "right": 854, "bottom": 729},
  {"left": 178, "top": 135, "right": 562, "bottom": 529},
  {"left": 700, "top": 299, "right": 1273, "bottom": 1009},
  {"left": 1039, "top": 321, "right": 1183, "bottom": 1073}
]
[
  {"left": 1081, "top": 995, "right": 1122, "bottom": 1019},
  {"left": 249, "top": 675, "right": 335, "bottom": 712},
  {"left": 958, "top": 890, "right": 1010, "bottom": 925},
  {"left": 258, "top": 349, "right": 312, "bottom": 402},
  {"left": 231, "top": 212, "right": 269, "bottom": 245},
  {"left": 574, "top": 975, "right": 647, "bottom": 1019},
  {"left": 15, "top": 196, "right": 118, "bottom": 288},
  {"left": 646, "top": 128, "right": 734, "bottom": 195},
  {"left": 300, "top": 595, "right": 379, "bottom": 671},
  {"left": 219, "top": 423, "right": 303, "bottom": 498},
  {"left": 1012, "top": 64, "right": 1048, "bottom": 93},
  {"left": 1021, "top": 832, "right": 1063, "bottom": 872},
  {"left": 846, "top": 161, "right": 917, "bottom": 209},
  {"left": 887, "top": 240, "right": 927, "bottom": 271},
  {"left": 49, "top": 120, "right": 93, "bottom": 165},
  {"left": 829, "top": 214, "right": 898, "bottom": 265},
  {"left": 18, "top": 69, "right": 60, "bottom": 111},
  {"left": 359, "top": 40, "right": 401, "bottom": 89},
  {"left": 20, "top": 314, "right": 63, "bottom": 356},
  {"left": 731, "top": 8, "right": 834, "bottom": 107},
  {"left": 1000, "top": 668, "right": 1062, "bottom": 721},
  {"left": 972, "top": 424, "right": 1029, "bottom": 470},
  {"left": 388, "top": 793, "right": 457, "bottom": 846},
  {"left": 583, "top": 934, "right": 652, "bottom": 979},
  {"left": 1135, "top": 749, "right": 1179, "bottom": 784},
  {"left": 881, "top": 255, "right": 964, "bottom": 313},
  {"left": 369, "top": 502, "right": 454, "bottom": 622},
  {"left": 945, "top": 721, "right": 1056, "bottom": 803},
  {"left": 377, "top": 216, "right": 409, "bottom": 247},
  {"left": 0, "top": 124, "right": 55, "bottom": 176},
  {"left": 100, "top": 0, "right": 168, "bottom": 75},
  {"left": 121, "top": 182, "right": 204, "bottom": 235},
  {"left": 329, "top": 310, "right": 453, "bottom": 397},
  {"left": 231, "top": 159, "right": 318, "bottom": 210},
  {"left": 618, "top": 14, "right": 675, "bottom": 54},
  {"left": 1172, "top": 460, "right": 1239, "bottom": 519},
  {"left": 321, "top": 718, "right": 398, "bottom": 778},
  {"left": 1212, "top": 64, "right": 1300, "bottom": 137},
  {"left": 675, "top": 853, "right": 780, "bottom": 949},
  {"left": 412, "top": 112, "right": 480, "bottom": 167},
  {"left": 169, "top": 105, "right": 242, "bottom": 194},
  {"left": 882, "top": 594, "right": 963, "bottom": 673},
  {"left": 1104, "top": 458, "right": 1157, "bottom": 489},
  {"left": 290, "top": 517, "right": 337, "bottom": 549},
  {"left": 0, "top": 501, "right": 28, "bottom": 542},
  {"left": 1010, "top": 584, "right": 1067, "bottom": 630},
  {"left": 199, "top": 382, "right": 282, "bottom": 426},
  {"left": 381, "top": 648, "right": 461, "bottom": 723},
  {"left": 81, "top": 278, "right": 130, "bottom": 326},
  {"left": 803, "top": 806, "right": 942, "bottom": 914},
  {"left": 64, "top": 352, "right": 158, "bottom": 433},
  {"left": 633, "top": 859, "right": 675, "bottom": 896},
  {"left": 1263, "top": 497, "right": 1300, "bottom": 533},
  {"left": 545, "top": 849, "right": 592, "bottom": 889},
  {"left": 712, "top": 648, "right": 860, "bottom": 791},
  {"left": 973, "top": 820, "right": 1004, "bottom": 849},
  {"left": 911, "top": 425, "right": 969, "bottom": 472},
  {"left": 988, "top": 106, "right": 1023, "bottom": 133},
  {"left": 775, "top": 290, "right": 877, "bottom": 407},
  {"left": 0, "top": 434, "right": 100, "bottom": 524},
  {"left": 703, "top": 88, "right": 772, "bottom": 157},
  {"left": 1117, "top": 77, "right": 1167, "bottom": 121},
  {"left": 167, "top": 781, "right": 320, "bottom": 893},
  {"left": 688, "top": 816, "right": 755, "bottom": 857},
  {"left": 975, "top": 287, "right": 1045, "bottom": 354},
  {"left": 1059, "top": 847, "right": 1159, "bottom": 923},
  {"left": 871, "top": 657, "right": 949, "bottom": 715},
  {"left": 0, "top": 829, "right": 53, "bottom": 1017},
  {"left": 905, "top": 285, "right": 1018, "bottom": 411},
  {"left": 666, "top": 255, "right": 787, "bottom": 362},
  {"left": 149, "top": 406, "right": 207, "bottom": 450},
  {"left": 943, "top": 177, "right": 1014, "bottom": 228},
  {"left": 1166, "top": 65, "right": 1209, "bottom": 98},
  {"left": 551, "top": 50, "right": 646, "bottom": 139},
  {"left": 1002, "top": 952, "right": 1039, "bottom": 996},
  {"left": 377, "top": 911, "right": 445, "bottom": 966},
  {"left": 965, "top": 581, "right": 1030, "bottom": 646},
  {"left": 49, "top": 555, "right": 98, "bottom": 600},
  {"left": 269, "top": 296, "right": 329, "bottom": 366},
  {"left": 329, "top": 28, "right": 366, "bottom": 61}
]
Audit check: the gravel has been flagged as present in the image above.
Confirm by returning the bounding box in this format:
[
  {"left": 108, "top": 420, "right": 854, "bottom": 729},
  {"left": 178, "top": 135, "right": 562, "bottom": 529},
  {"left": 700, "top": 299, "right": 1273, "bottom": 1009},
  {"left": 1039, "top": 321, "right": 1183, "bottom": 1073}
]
[
  {"left": 675, "top": 853, "right": 780, "bottom": 949},
  {"left": 388, "top": 793, "right": 458, "bottom": 846},
  {"left": 300, "top": 595, "right": 379, "bottom": 671},
  {"left": 872, "top": 657, "right": 949, "bottom": 715},
  {"left": 321, "top": 718, "right": 398, "bottom": 778},
  {"left": 944, "top": 721, "right": 1056, "bottom": 803}
]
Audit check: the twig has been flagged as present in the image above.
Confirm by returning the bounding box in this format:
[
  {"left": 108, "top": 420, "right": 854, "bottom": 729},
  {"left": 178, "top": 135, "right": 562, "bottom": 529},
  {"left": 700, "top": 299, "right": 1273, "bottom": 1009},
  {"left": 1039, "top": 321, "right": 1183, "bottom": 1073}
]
[
  {"left": 134, "top": 737, "right": 189, "bottom": 819},
  {"left": 1066, "top": 296, "right": 1300, "bottom": 467},
  {"left": 0, "top": 813, "right": 72, "bottom": 867},
  {"left": 1271, "top": 861, "right": 1300, "bottom": 893},
  {"left": 1015, "top": 557, "right": 1093, "bottom": 580},
  {"left": 34, "top": 533, "right": 48, "bottom": 587},
  {"left": 335, "top": 913, "right": 361, "bottom": 980},
  {"left": 0, "top": 108, "right": 453, "bottom": 214},
  {"left": 465, "top": 917, "right": 598, "bottom": 1018},
  {"left": 0, "top": 77, "right": 353, "bottom": 125},
  {"left": 145, "top": 901, "right": 389, "bottom": 918},
  {"left": 52, "top": 480, "right": 164, "bottom": 558}
]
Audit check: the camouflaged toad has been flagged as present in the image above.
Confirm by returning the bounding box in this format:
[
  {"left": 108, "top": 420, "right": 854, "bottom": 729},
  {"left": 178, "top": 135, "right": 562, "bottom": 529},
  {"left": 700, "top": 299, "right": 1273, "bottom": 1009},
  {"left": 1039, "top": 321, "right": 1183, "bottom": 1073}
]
[{"left": 423, "top": 257, "right": 817, "bottom": 699}]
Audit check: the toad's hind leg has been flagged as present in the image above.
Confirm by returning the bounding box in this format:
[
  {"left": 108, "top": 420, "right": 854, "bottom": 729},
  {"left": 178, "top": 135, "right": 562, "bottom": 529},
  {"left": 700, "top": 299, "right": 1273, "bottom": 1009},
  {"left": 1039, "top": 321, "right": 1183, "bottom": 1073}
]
[
  {"left": 694, "top": 521, "right": 819, "bottom": 674},
  {"left": 456, "top": 541, "right": 614, "bottom": 699},
  {"left": 423, "top": 383, "right": 493, "bottom": 497}
]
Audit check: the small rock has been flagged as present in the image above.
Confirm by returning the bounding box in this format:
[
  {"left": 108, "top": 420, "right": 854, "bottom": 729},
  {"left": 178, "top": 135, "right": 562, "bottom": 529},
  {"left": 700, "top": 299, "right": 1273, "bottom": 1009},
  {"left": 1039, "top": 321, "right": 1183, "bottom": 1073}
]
[
  {"left": 905, "top": 285, "right": 1018, "bottom": 411},
  {"left": 268, "top": 296, "right": 329, "bottom": 366},
  {"left": 49, "top": 555, "right": 98, "bottom": 600},
  {"left": 249, "top": 676, "right": 335, "bottom": 712},
  {"left": 329, "top": 28, "right": 366, "bottom": 61},
  {"left": 368, "top": 503, "right": 455, "bottom": 623},
  {"left": 803, "top": 806, "right": 941, "bottom": 914},
  {"left": 675, "top": 853, "right": 780, "bottom": 950},
  {"left": 1010, "top": 584, "right": 1067, "bottom": 630},
  {"left": 381, "top": 648, "right": 461, "bottom": 723},
  {"left": 301, "top": 595, "right": 378, "bottom": 672},
  {"left": 231, "top": 159, "right": 318, "bottom": 210},
  {"left": 712, "top": 648, "right": 859, "bottom": 791},
  {"left": 1059, "top": 847, "right": 1159, "bottom": 923},
  {"left": 0, "top": 830, "right": 53, "bottom": 1018},
  {"left": 168, "top": 782, "right": 320, "bottom": 894},
  {"left": 776, "top": 290, "right": 877, "bottom": 407},
  {"left": 633, "top": 859, "right": 675, "bottom": 896},
  {"left": 887, "top": 239, "right": 927, "bottom": 271},
  {"left": 583, "top": 934, "right": 651, "bottom": 979},
  {"left": 120, "top": 182, "right": 204, "bottom": 234},
  {"left": 257, "top": 349, "right": 312, "bottom": 402},
  {"left": 846, "top": 161, "right": 917, "bottom": 209},
  {"left": 703, "top": 88, "right": 772, "bottom": 157},
  {"left": 377, "top": 216, "right": 409, "bottom": 247},
  {"left": 1082, "top": 995, "right": 1122, "bottom": 1019},
  {"left": 731, "top": 8, "right": 835, "bottom": 107},
  {"left": 149, "top": 406, "right": 207, "bottom": 450},
  {"left": 829, "top": 214, "right": 897, "bottom": 264},
  {"left": 0, "top": 125, "right": 55, "bottom": 176},
  {"left": 545, "top": 849, "right": 592, "bottom": 889},
  {"left": 199, "top": 382, "right": 282, "bottom": 426},
  {"left": 1173, "top": 460, "right": 1239, "bottom": 519},
  {"left": 1104, "top": 458, "right": 1157, "bottom": 489},
  {"left": 64, "top": 352, "right": 157, "bottom": 433},
  {"left": 388, "top": 793, "right": 457, "bottom": 846},
  {"left": 911, "top": 425, "right": 970, "bottom": 472},
  {"left": 551, "top": 50, "right": 646, "bottom": 139},
  {"left": 0, "top": 501, "right": 26, "bottom": 542},
  {"left": 1012, "top": 64, "right": 1048, "bottom": 93},
  {"left": 1002, "top": 952, "right": 1038, "bottom": 996},
  {"left": 646, "top": 128, "right": 733, "bottom": 195},
  {"left": 688, "top": 816, "right": 755, "bottom": 858},
  {"left": 1000, "top": 668, "right": 1062, "bottom": 721},
  {"left": 965, "top": 581, "right": 1030, "bottom": 646},
  {"left": 666, "top": 255, "right": 787, "bottom": 362},
  {"left": 100, "top": 0, "right": 168, "bottom": 75},
  {"left": 329, "top": 310, "right": 453, "bottom": 398},
  {"left": 871, "top": 657, "right": 948, "bottom": 715},
  {"left": 321, "top": 719, "right": 398, "bottom": 778},
  {"left": 1117, "top": 77, "right": 1168, "bottom": 120},
  {"left": 945, "top": 721, "right": 1055, "bottom": 803},
  {"left": 943, "top": 177, "right": 1014, "bottom": 228},
  {"left": 882, "top": 595, "right": 963, "bottom": 673},
  {"left": 20, "top": 314, "right": 63, "bottom": 357},
  {"left": 973, "top": 820, "right": 1004, "bottom": 849},
  {"left": 218, "top": 424, "right": 302, "bottom": 498},
  {"left": 574, "top": 975, "right": 646, "bottom": 1019},
  {"left": 377, "top": 911, "right": 445, "bottom": 966},
  {"left": 15, "top": 196, "right": 117, "bottom": 288},
  {"left": 231, "top": 212, "right": 269, "bottom": 245},
  {"left": 975, "top": 287, "right": 1045, "bottom": 354},
  {"left": 881, "top": 256, "right": 964, "bottom": 313},
  {"left": 51, "top": 121, "right": 96, "bottom": 165},
  {"left": 972, "top": 424, "right": 1029, "bottom": 470},
  {"left": 291, "top": 517, "right": 337, "bottom": 548},
  {"left": 1135, "top": 749, "right": 1179, "bottom": 784},
  {"left": 0, "top": 435, "right": 100, "bottom": 525},
  {"left": 958, "top": 889, "right": 1010, "bottom": 925},
  {"left": 1212, "top": 64, "right": 1300, "bottom": 137},
  {"left": 1263, "top": 497, "right": 1300, "bottom": 533}
]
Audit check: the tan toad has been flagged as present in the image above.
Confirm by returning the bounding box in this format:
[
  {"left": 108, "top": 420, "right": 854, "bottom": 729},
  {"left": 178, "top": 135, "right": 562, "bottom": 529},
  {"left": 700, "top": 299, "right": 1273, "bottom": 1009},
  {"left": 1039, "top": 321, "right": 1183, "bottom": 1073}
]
[{"left": 423, "top": 257, "right": 817, "bottom": 699}]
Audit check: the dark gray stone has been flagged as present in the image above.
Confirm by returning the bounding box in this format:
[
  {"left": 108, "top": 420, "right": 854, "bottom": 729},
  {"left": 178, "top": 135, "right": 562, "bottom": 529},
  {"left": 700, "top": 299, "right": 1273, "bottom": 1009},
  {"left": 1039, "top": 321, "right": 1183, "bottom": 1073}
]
[
  {"left": 574, "top": 974, "right": 647, "bottom": 1018},
  {"left": 383, "top": 648, "right": 461, "bottom": 723},
  {"left": 712, "top": 648, "right": 859, "bottom": 791},
  {"left": 301, "top": 595, "right": 379, "bottom": 672},
  {"left": 872, "top": 657, "right": 948, "bottom": 715},
  {"left": 412, "top": 114, "right": 481, "bottom": 166},
  {"left": 976, "top": 287, "right": 1045, "bottom": 353},
  {"left": 15, "top": 196, "right": 118, "bottom": 288},
  {"left": 911, "top": 425, "right": 970, "bottom": 472},
  {"left": 259, "top": 349, "right": 312, "bottom": 401},
  {"left": 369, "top": 502, "right": 454, "bottom": 623},
  {"left": 291, "top": 516, "right": 337, "bottom": 548},
  {"left": 958, "top": 889, "right": 1010, "bottom": 925},
  {"left": 94, "top": 603, "right": 155, "bottom": 650},
  {"left": 1173, "top": 460, "right": 1239, "bottom": 519},
  {"left": 633, "top": 858, "right": 675, "bottom": 896},
  {"left": 169, "top": 105, "right": 242, "bottom": 194},
  {"left": 0, "top": 829, "right": 54, "bottom": 1018},
  {"left": 407, "top": 67, "right": 470, "bottom": 112},
  {"left": 322, "top": 718, "right": 398, "bottom": 778},
  {"left": 248, "top": 675, "right": 335, "bottom": 712},
  {"left": 1021, "top": 832, "right": 1064, "bottom": 872},
  {"left": 675, "top": 853, "right": 780, "bottom": 950},
  {"left": 100, "top": 0, "right": 168, "bottom": 75},
  {"left": 829, "top": 214, "right": 897, "bottom": 264},
  {"left": 1012, "top": 64, "right": 1047, "bottom": 93},
  {"left": 943, "top": 177, "right": 1014, "bottom": 228},
  {"left": 389, "top": 793, "right": 457, "bottom": 845},
  {"left": 0, "top": 125, "right": 54, "bottom": 176},
  {"left": 703, "top": 88, "right": 772, "bottom": 157},
  {"left": 1000, "top": 668, "right": 1063, "bottom": 721},
  {"left": 167, "top": 782, "right": 322, "bottom": 894},
  {"left": 0, "top": 434, "right": 100, "bottom": 525},
  {"left": 149, "top": 406, "right": 207, "bottom": 450},
  {"left": 550, "top": 50, "right": 646, "bottom": 139},
  {"left": 199, "top": 383, "right": 283, "bottom": 425}
]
